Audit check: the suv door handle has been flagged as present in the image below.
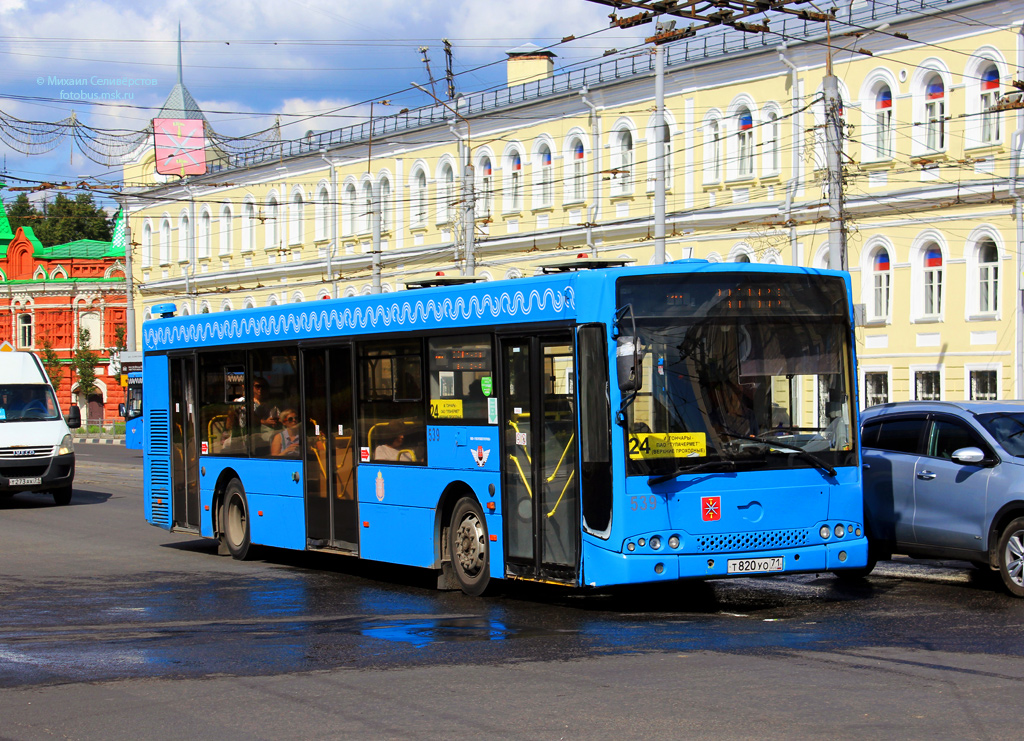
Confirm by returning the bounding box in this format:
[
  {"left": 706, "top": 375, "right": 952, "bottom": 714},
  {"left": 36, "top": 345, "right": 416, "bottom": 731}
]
[{"left": 917, "top": 470, "right": 937, "bottom": 480}]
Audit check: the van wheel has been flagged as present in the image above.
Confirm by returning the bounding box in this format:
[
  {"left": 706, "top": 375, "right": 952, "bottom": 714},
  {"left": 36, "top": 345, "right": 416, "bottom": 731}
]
[
  {"left": 997, "top": 517, "right": 1024, "bottom": 597},
  {"left": 222, "top": 479, "right": 252, "bottom": 560},
  {"left": 51, "top": 486, "right": 72, "bottom": 506},
  {"left": 450, "top": 497, "right": 490, "bottom": 596}
]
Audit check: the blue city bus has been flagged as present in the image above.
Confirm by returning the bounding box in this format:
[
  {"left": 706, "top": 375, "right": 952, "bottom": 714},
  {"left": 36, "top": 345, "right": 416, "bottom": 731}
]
[
  {"left": 120, "top": 352, "right": 144, "bottom": 450},
  {"left": 141, "top": 260, "right": 866, "bottom": 595}
]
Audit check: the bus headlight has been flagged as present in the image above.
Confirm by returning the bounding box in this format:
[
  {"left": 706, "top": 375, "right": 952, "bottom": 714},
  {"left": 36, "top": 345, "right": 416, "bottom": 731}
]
[
  {"left": 668, "top": 535, "right": 680, "bottom": 550},
  {"left": 834, "top": 524, "right": 845, "bottom": 538},
  {"left": 58, "top": 434, "right": 74, "bottom": 456},
  {"left": 819, "top": 525, "right": 831, "bottom": 540},
  {"left": 650, "top": 536, "right": 662, "bottom": 550}
]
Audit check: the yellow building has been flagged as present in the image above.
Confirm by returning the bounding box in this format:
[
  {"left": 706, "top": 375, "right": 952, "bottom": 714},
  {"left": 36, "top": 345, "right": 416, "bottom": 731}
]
[{"left": 124, "top": 0, "right": 1024, "bottom": 408}]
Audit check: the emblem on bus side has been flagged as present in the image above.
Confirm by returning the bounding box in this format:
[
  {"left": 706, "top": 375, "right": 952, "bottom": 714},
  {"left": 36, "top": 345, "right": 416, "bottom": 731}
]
[
  {"left": 471, "top": 446, "right": 490, "bottom": 467},
  {"left": 702, "top": 496, "right": 721, "bottom": 522},
  {"left": 375, "top": 470, "right": 385, "bottom": 501}
]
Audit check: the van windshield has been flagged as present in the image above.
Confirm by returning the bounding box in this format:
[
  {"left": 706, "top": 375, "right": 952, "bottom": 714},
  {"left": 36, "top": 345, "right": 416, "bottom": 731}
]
[{"left": 0, "top": 384, "right": 61, "bottom": 422}]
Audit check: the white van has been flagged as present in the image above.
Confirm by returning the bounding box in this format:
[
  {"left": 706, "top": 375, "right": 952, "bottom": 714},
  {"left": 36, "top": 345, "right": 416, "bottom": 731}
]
[{"left": 0, "top": 348, "right": 81, "bottom": 505}]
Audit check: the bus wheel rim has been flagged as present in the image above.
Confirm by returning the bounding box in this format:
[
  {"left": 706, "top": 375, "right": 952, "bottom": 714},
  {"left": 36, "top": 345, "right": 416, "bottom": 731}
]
[{"left": 455, "top": 513, "right": 485, "bottom": 576}]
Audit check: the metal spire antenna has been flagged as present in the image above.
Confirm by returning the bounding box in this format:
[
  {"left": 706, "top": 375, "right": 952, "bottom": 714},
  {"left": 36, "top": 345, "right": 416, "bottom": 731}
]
[
  {"left": 177, "top": 22, "right": 183, "bottom": 85},
  {"left": 418, "top": 46, "right": 438, "bottom": 100}
]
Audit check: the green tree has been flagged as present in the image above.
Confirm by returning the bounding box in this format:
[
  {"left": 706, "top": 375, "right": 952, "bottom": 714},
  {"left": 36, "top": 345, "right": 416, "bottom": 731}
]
[
  {"left": 39, "top": 334, "right": 63, "bottom": 393},
  {"left": 35, "top": 193, "right": 112, "bottom": 247},
  {"left": 73, "top": 328, "right": 98, "bottom": 401},
  {"left": 5, "top": 193, "right": 41, "bottom": 235}
]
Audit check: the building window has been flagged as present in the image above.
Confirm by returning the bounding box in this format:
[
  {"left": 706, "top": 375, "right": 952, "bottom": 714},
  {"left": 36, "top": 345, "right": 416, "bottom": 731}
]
[
  {"left": 536, "top": 144, "right": 553, "bottom": 208},
  {"left": 872, "top": 248, "right": 891, "bottom": 320},
  {"left": 970, "top": 370, "right": 998, "bottom": 401},
  {"left": 413, "top": 170, "right": 427, "bottom": 226},
  {"left": 479, "top": 157, "right": 493, "bottom": 216},
  {"left": 160, "top": 219, "right": 171, "bottom": 264},
  {"left": 17, "top": 314, "right": 32, "bottom": 349},
  {"left": 924, "top": 75, "right": 946, "bottom": 151},
  {"left": 875, "top": 86, "right": 893, "bottom": 158},
  {"left": 736, "top": 107, "right": 754, "bottom": 177},
  {"left": 915, "top": 370, "right": 941, "bottom": 401},
  {"left": 864, "top": 372, "right": 889, "bottom": 407},
  {"left": 570, "top": 140, "right": 585, "bottom": 202},
  {"left": 289, "top": 192, "right": 304, "bottom": 245},
  {"left": 343, "top": 183, "right": 358, "bottom": 235},
  {"left": 923, "top": 244, "right": 943, "bottom": 316},
  {"left": 199, "top": 210, "right": 211, "bottom": 259},
  {"left": 315, "top": 186, "right": 329, "bottom": 241},
  {"left": 613, "top": 130, "right": 632, "bottom": 195},
  {"left": 361, "top": 181, "right": 373, "bottom": 233},
  {"left": 980, "top": 65, "right": 1000, "bottom": 144},
  {"left": 264, "top": 197, "right": 279, "bottom": 249},
  {"left": 978, "top": 239, "right": 999, "bottom": 313},
  {"left": 242, "top": 202, "right": 255, "bottom": 253},
  {"left": 219, "top": 206, "right": 233, "bottom": 255},
  {"left": 706, "top": 120, "right": 721, "bottom": 183},
  {"left": 764, "top": 112, "right": 779, "bottom": 173},
  {"left": 379, "top": 177, "right": 391, "bottom": 232},
  {"left": 179, "top": 214, "right": 191, "bottom": 263},
  {"left": 509, "top": 152, "right": 523, "bottom": 211},
  {"left": 142, "top": 223, "right": 153, "bottom": 267},
  {"left": 440, "top": 164, "right": 455, "bottom": 224}
]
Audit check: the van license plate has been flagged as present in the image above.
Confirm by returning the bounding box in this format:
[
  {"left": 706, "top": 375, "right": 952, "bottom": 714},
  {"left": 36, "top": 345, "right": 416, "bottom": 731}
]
[
  {"left": 727, "top": 556, "right": 784, "bottom": 573},
  {"left": 8, "top": 477, "right": 42, "bottom": 486}
]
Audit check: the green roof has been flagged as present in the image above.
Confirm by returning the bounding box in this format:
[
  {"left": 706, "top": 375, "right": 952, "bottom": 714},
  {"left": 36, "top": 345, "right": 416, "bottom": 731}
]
[
  {"left": 37, "top": 238, "right": 123, "bottom": 260},
  {"left": 21, "top": 226, "right": 44, "bottom": 251}
]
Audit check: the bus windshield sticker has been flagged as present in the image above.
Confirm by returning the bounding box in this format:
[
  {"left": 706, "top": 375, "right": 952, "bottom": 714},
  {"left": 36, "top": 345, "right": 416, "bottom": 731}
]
[
  {"left": 480, "top": 377, "right": 493, "bottom": 396},
  {"left": 431, "top": 399, "right": 464, "bottom": 419},
  {"left": 487, "top": 397, "right": 498, "bottom": 424},
  {"left": 628, "top": 432, "right": 707, "bottom": 460}
]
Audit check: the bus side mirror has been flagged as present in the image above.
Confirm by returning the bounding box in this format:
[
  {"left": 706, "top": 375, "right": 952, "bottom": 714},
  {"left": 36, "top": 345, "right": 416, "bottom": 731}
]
[
  {"left": 66, "top": 406, "right": 82, "bottom": 430},
  {"left": 118, "top": 403, "right": 126, "bottom": 417},
  {"left": 616, "top": 336, "right": 643, "bottom": 393}
]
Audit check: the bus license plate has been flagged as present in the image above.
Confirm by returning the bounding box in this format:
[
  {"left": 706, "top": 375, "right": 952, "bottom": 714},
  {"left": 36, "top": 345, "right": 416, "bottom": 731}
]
[
  {"left": 727, "top": 556, "right": 784, "bottom": 574},
  {"left": 8, "top": 477, "right": 42, "bottom": 486}
]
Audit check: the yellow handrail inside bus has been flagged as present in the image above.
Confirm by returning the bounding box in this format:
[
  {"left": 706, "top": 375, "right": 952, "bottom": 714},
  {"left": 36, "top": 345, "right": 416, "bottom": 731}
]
[
  {"left": 547, "top": 469, "right": 575, "bottom": 518},
  {"left": 508, "top": 452, "right": 533, "bottom": 499},
  {"left": 545, "top": 432, "right": 574, "bottom": 484}
]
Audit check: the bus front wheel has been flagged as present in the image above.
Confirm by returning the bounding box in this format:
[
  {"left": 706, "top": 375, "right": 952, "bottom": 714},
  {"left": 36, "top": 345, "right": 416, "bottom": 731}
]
[
  {"left": 222, "top": 480, "right": 252, "bottom": 560},
  {"left": 450, "top": 497, "right": 490, "bottom": 596}
]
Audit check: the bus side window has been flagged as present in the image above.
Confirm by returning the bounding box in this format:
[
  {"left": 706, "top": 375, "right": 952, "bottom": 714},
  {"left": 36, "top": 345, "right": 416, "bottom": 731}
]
[
  {"left": 428, "top": 335, "right": 493, "bottom": 425},
  {"left": 358, "top": 339, "right": 427, "bottom": 465}
]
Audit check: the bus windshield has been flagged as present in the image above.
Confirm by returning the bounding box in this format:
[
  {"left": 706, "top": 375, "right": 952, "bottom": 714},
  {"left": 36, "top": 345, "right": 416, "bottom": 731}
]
[
  {"left": 0, "top": 384, "right": 62, "bottom": 423},
  {"left": 617, "top": 272, "right": 857, "bottom": 477}
]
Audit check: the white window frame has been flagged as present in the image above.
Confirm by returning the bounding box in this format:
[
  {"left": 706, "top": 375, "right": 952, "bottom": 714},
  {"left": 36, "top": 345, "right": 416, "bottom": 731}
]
[
  {"left": 911, "top": 365, "right": 944, "bottom": 401},
  {"left": 965, "top": 363, "right": 1001, "bottom": 401},
  {"left": 289, "top": 190, "right": 304, "bottom": 246},
  {"left": 17, "top": 313, "right": 32, "bottom": 349},
  {"left": 860, "top": 367, "right": 892, "bottom": 409},
  {"left": 241, "top": 201, "right": 255, "bottom": 253},
  {"left": 534, "top": 143, "right": 553, "bottom": 209}
]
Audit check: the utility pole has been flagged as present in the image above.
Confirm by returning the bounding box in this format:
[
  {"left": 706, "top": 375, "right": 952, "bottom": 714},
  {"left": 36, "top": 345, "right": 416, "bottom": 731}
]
[
  {"left": 418, "top": 47, "right": 438, "bottom": 101},
  {"left": 371, "top": 180, "right": 382, "bottom": 294},
  {"left": 653, "top": 38, "right": 667, "bottom": 264},
  {"left": 123, "top": 216, "right": 136, "bottom": 351},
  {"left": 822, "top": 17, "right": 847, "bottom": 271},
  {"left": 443, "top": 39, "right": 456, "bottom": 100}
]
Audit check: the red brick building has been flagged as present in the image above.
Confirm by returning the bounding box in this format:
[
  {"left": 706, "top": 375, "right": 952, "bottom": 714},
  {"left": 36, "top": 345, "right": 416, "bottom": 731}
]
[{"left": 0, "top": 209, "right": 128, "bottom": 424}]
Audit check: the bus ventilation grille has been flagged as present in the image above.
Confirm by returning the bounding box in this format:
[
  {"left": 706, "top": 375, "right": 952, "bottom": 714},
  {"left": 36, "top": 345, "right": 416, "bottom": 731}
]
[
  {"left": 148, "top": 409, "right": 171, "bottom": 528},
  {"left": 694, "top": 528, "right": 809, "bottom": 553}
]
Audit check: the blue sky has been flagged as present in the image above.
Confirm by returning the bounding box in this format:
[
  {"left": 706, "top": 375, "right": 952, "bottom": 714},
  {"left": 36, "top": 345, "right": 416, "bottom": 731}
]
[{"left": 0, "top": 0, "right": 646, "bottom": 208}]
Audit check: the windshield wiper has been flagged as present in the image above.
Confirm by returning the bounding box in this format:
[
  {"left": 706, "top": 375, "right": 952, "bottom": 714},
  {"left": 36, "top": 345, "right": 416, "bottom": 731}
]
[
  {"left": 719, "top": 431, "right": 836, "bottom": 477},
  {"left": 648, "top": 458, "right": 737, "bottom": 486}
]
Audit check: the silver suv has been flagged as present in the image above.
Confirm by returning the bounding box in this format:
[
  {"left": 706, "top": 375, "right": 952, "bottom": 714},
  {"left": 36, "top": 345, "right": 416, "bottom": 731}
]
[{"left": 860, "top": 400, "right": 1024, "bottom": 596}]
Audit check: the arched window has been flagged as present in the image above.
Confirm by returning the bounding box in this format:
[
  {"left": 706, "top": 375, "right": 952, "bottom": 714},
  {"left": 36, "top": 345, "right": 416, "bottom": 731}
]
[
  {"left": 980, "top": 65, "right": 1000, "bottom": 144},
  {"left": 763, "top": 113, "right": 779, "bottom": 174},
  {"left": 343, "top": 183, "right": 358, "bottom": 235},
  {"left": 413, "top": 169, "right": 428, "bottom": 226},
  {"left": 734, "top": 254, "right": 751, "bottom": 263},
  {"left": 705, "top": 119, "right": 722, "bottom": 184},
  {"left": 440, "top": 163, "right": 455, "bottom": 223},
  {"left": 315, "top": 185, "right": 330, "bottom": 241},
  {"left": 379, "top": 177, "right": 391, "bottom": 232},
  {"left": 875, "top": 86, "right": 893, "bottom": 158},
  {"left": 570, "top": 139, "right": 585, "bottom": 202},
  {"left": 509, "top": 151, "right": 523, "bottom": 210},
  {"left": 265, "top": 196, "right": 279, "bottom": 249},
  {"left": 536, "top": 144, "right": 553, "bottom": 207},
  {"left": 924, "top": 75, "right": 946, "bottom": 151},
  {"left": 923, "top": 243, "right": 944, "bottom": 316},
  {"left": 142, "top": 222, "right": 153, "bottom": 267},
  {"left": 198, "top": 209, "right": 211, "bottom": 259},
  {"left": 361, "top": 181, "right": 373, "bottom": 233},
  {"left": 736, "top": 107, "right": 754, "bottom": 177},
  {"left": 613, "top": 129, "right": 633, "bottom": 195},
  {"left": 219, "top": 205, "right": 233, "bottom": 255},
  {"left": 479, "top": 157, "right": 493, "bottom": 216},
  {"left": 160, "top": 219, "right": 171, "bottom": 264},
  {"left": 241, "top": 201, "right": 255, "bottom": 253},
  {"left": 289, "top": 191, "right": 304, "bottom": 245},
  {"left": 178, "top": 213, "right": 191, "bottom": 263},
  {"left": 79, "top": 311, "right": 101, "bottom": 349},
  {"left": 978, "top": 239, "right": 999, "bottom": 313},
  {"left": 17, "top": 313, "right": 32, "bottom": 349},
  {"left": 872, "top": 248, "right": 891, "bottom": 320}
]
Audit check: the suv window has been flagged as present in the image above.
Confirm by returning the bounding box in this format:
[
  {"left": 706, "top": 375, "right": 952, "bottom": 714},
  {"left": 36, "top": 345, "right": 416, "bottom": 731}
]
[
  {"left": 926, "top": 418, "right": 984, "bottom": 460},
  {"left": 865, "top": 417, "right": 926, "bottom": 454}
]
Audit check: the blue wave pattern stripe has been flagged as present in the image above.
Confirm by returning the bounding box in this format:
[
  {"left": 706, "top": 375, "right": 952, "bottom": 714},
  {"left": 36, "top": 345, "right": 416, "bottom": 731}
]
[{"left": 144, "top": 286, "right": 576, "bottom": 350}]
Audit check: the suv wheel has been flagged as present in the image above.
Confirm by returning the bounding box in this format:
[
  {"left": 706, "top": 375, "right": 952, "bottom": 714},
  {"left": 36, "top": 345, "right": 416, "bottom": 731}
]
[{"left": 996, "top": 517, "right": 1024, "bottom": 597}]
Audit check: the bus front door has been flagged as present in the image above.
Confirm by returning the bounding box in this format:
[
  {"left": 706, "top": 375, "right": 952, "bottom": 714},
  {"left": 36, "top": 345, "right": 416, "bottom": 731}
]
[
  {"left": 501, "top": 334, "right": 580, "bottom": 584},
  {"left": 302, "top": 345, "right": 359, "bottom": 553},
  {"left": 169, "top": 355, "right": 201, "bottom": 532}
]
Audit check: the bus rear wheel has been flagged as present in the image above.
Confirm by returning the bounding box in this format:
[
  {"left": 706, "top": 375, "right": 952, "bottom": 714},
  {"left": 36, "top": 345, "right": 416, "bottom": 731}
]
[
  {"left": 222, "top": 480, "right": 252, "bottom": 560},
  {"left": 450, "top": 497, "right": 490, "bottom": 596}
]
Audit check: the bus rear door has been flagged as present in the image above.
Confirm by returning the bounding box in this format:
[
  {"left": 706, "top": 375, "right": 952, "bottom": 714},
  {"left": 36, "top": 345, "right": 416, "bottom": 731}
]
[{"left": 500, "top": 333, "right": 580, "bottom": 584}]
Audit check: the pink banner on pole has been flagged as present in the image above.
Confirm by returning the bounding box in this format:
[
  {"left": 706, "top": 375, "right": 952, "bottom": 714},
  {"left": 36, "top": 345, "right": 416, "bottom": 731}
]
[{"left": 153, "top": 118, "right": 207, "bottom": 176}]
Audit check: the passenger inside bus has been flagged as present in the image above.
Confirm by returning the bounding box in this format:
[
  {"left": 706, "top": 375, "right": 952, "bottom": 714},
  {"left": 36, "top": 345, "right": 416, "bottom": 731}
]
[
  {"left": 270, "top": 409, "right": 302, "bottom": 457},
  {"left": 374, "top": 420, "right": 414, "bottom": 462}
]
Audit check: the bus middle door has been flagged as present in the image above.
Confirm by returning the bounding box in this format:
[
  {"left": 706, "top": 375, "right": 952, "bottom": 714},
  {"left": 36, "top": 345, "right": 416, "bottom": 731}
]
[
  {"left": 500, "top": 333, "right": 580, "bottom": 585},
  {"left": 169, "top": 354, "right": 201, "bottom": 532}
]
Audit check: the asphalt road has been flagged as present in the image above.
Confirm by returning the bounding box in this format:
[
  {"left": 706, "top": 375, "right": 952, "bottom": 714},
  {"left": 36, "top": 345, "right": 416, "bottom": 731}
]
[{"left": 1, "top": 444, "right": 1023, "bottom": 740}]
